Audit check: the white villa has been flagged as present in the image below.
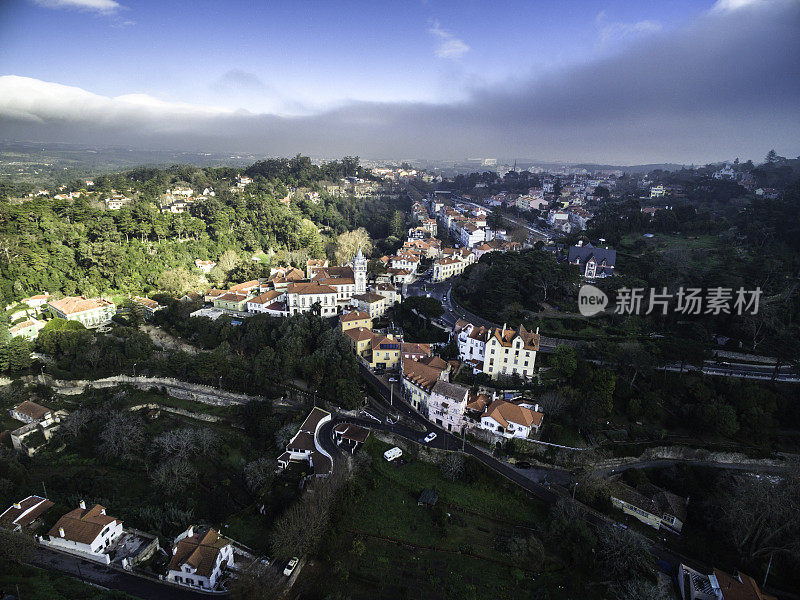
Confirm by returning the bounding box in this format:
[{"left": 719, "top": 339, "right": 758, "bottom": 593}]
[
  {"left": 43, "top": 502, "right": 123, "bottom": 564},
  {"left": 478, "top": 400, "right": 543, "bottom": 439},
  {"left": 166, "top": 526, "right": 234, "bottom": 590},
  {"left": 458, "top": 323, "right": 540, "bottom": 379}
]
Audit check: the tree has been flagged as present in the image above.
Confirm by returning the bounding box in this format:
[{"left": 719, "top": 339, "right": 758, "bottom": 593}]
[
  {"left": 609, "top": 578, "right": 670, "bottom": 600},
  {"left": 389, "top": 210, "right": 405, "bottom": 238},
  {"left": 440, "top": 453, "right": 465, "bottom": 481},
  {"left": 550, "top": 345, "right": 577, "bottom": 379},
  {"left": 0, "top": 337, "right": 32, "bottom": 373},
  {"left": 98, "top": 411, "right": 146, "bottom": 460},
  {"left": 596, "top": 525, "right": 652, "bottom": 582},
  {"left": 269, "top": 472, "right": 344, "bottom": 561},
  {"left": 333, "top": 228, "right": 372, "bottom": 266},
  {"left": 244, "top": 457, "right": 276, "bottom": 495},
  {"left": 0, "top": 528, "right": 35, "bottom": 563},
  {"left": 718, "top": 469, "right": 800, "bottom": 562},
  {"left": 158, "top": 267, "right": 195, "bottom": 295}
]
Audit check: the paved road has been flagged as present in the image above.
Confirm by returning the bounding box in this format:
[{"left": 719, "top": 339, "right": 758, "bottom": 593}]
[{"left": 30, "top": 546, "right": 215, "bottom": 599}]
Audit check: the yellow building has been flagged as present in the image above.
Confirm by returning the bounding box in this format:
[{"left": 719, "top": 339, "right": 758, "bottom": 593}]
[
  {"left": 344, "top": 327, "right": 375, "bottom": 358},
  {"left": 370, "top": 333, "right": 401, "bottom": 370},
  {"left": 339, "top": 311, "right": 373, "bottom": 332},
  {"left": 212, "top": 292, "right": 250, "bottom": 312}
]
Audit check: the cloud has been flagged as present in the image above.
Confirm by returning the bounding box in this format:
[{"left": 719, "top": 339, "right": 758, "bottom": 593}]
[
  {"left": 595, "top": 11, "right": 662, "bottom": 46},
  {"left": 428, "top": 21, "right": 470, "bottom": 59},
  {"left": 32, "top": 0, "right": 121, "bottom": 13},
  {"left": 212, "top": 69, "right": 266, "bottom": 92},
  {"left": 1, "top": 0, "right": 799, "bottom": 164}
]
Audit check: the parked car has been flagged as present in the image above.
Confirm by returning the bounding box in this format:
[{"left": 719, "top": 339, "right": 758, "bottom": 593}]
[
  {"left": 423, "top": 432, "right": 437, "bottom": 443},
  {"left": 283, "top": 557, "right": 299, "bottom": 576},
  {"left": 388, "top": 377, "right": 397, "bottom": 382}
]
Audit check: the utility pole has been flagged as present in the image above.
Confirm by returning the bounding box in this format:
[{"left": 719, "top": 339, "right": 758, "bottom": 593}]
[
  {"left": 42, "top": 481, "right": 48, "bottom": 499},
  {"left": 572, "top": 482, "right": 578, "bottom": 500},
  {"left": 390, "top": 383, "right": 393, "bottom": 407}
]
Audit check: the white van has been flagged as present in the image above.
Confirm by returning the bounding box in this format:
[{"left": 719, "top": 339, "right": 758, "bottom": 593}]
[{"left": 383, "top": 447, "right": 403, "bottom": 462}]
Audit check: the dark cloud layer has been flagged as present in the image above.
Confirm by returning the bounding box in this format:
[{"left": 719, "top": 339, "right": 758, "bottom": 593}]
[{"left": 1, "top": 0, "right": 799, "bottom": 163}]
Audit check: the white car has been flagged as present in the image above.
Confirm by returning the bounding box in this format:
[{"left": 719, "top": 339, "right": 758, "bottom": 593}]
[
  {"left": 423, "top": 432, "right": 437, "bottom": 443},
  {"left": 388, "top": 377, "right": 397, "bottom": 382},
  {"left": 283, "top": 557, "right": 299, "bottom": 576}
]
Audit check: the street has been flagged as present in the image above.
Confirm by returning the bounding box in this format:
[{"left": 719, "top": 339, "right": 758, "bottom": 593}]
[{"left": 30, "top": 546, "right": 215, "bottom": 600}]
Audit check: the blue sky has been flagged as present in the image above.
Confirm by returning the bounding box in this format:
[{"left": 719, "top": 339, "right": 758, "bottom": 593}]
[
  {"left": 0, "top": 0, "right": 706, "bottom": 112},
  {"left": 0, "top": 0, "right": 798, "bottom": 163}
]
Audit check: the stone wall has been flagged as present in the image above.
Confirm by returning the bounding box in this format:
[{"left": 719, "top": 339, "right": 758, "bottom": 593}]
[
  {"left": 128, "top": 403, "right": 223, "bottom": 423},
  {"left": 35, "top": 374, "right": 265, "bottom": 406}
]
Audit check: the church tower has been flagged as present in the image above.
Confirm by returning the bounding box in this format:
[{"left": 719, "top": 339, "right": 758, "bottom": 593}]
[{"left": 353, "top": 245, "right": 367, "bottom": 294}]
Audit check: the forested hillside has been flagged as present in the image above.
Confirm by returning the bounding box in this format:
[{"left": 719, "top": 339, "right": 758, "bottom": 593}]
[{"left": 0, "top": 156, "right": 407, "bottom": 306}]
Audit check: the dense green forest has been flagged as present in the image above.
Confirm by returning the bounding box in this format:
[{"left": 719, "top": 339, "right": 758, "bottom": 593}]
[
  {"left": 453, "top": 249, "right": 580, "bottom": 323},
  {"left": 0, "top": 156, "right": 407, "bottom": 306}
]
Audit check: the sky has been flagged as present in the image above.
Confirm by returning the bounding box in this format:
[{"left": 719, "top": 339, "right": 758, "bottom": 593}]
[{"left": 0, "top": 0, "right": 798, "bottom": 164}]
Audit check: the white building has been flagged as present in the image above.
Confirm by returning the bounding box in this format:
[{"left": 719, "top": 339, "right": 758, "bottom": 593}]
[
  {"left": 166, "top": 526, "right": 233, "bottom": 590},
  {"left": 0, "top": 496, "right": 53, "bottom": 531},
  {"left": 459, "top": 323, "right": 540, "bottom": 379},
  {"left": 43, "top": 502, "right": 123, "bottom": 564},
  {"left": 478, "top": 400, "right": 543, "bottom": 439},
  {"left": 427, "top": 380, "right": 470, "bottom": 433},
  {"left": 277, "top": 408, "right": 333, "bottom": 477},
  {"left": 285, "top": 282, "right": 338, "bottom": 317},
  {"left": 459, "top": 223, "right": 486, "bottom": 248}
]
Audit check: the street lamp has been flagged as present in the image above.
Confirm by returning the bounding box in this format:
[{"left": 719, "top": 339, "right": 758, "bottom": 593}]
[{"left": 572, "top": 482, "right": 579, "bottom": 500}]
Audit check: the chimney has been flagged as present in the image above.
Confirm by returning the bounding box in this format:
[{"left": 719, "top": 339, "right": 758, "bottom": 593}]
[
  {"left": 79, "top": 500, "right": 86, "bottom": 510},
  {"left": 13, "top": 502, "right": 21, "bottom": 510},
  {"left": 59, "top": 527, "right": 65, "bottom": 538}
]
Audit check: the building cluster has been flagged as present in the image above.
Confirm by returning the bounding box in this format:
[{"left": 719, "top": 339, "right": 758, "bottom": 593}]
[
  {"left": 400, "top": 349, "right": 544, "bottom": 438},
  {"left": 194, "top": 249, "right": 402, "bottom": 321},
  {"left": 405, "top": 196, "right": 521, "bottom": 282},
  {"left": 158, "top": 185, "right": 212, "bottom": 214},
  {"left": 477, "top": 173, "right": 616, "bottom": 234},
  {"left": 7, "top": 400, "right": 69, "bottom": 456},
  {"left": 0, "top": 494, "right": 234, "bottom": 591}
]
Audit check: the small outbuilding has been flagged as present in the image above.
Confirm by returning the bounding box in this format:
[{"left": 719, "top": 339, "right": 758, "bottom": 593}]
[{"left": 417, "top": 489, "right": 439, "bottom": 507}]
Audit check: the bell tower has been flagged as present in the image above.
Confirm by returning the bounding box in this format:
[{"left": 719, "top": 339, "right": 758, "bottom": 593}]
[{"left": 353, "top": 245, "right": 367, "bottom": 294}]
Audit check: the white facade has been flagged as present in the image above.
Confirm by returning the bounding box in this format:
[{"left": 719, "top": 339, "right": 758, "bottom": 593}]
[
  {"left": 166, "top": 526, "right": 234, "bottom": 590},
  {"left": 427, "top": 381, "right": 470, "bottom": 433}
]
